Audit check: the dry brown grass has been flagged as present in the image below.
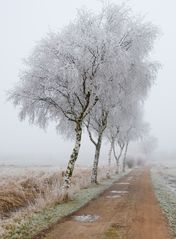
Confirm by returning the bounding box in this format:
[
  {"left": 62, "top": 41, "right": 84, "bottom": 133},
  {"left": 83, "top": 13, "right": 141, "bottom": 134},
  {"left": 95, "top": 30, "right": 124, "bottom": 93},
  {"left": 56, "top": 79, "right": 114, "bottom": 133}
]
[{"left": 0, "top": 165, "right": 115, "bottom": 218}]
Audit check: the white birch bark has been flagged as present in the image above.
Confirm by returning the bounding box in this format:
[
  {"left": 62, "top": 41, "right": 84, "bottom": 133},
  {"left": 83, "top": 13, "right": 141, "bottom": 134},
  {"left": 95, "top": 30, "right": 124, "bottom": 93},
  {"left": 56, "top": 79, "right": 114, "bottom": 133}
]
[
  {"left": 106, "top": 141, "right": 113, "bottom": 178},
  {"left": 91, "top": 132, "right": 103, "bottom": 184},
  {"left": 122, "top": 142, "right": 129, "bottom": 172},
  {"left": 112, "top": 143, "right": 124, "bottom": 174},
  {"left": 64, "top": 122, "right": 82, "bottom": 188}
]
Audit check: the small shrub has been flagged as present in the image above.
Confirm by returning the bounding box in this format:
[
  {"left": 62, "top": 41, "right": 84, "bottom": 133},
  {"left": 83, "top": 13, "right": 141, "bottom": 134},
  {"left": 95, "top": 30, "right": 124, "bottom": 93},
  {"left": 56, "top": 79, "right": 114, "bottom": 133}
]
[
  {"left": 136, "top": 158, "right": 145, "bottom": 166},
  {"left": 126, "top": 158, "right": 136, "bottom": 169}
]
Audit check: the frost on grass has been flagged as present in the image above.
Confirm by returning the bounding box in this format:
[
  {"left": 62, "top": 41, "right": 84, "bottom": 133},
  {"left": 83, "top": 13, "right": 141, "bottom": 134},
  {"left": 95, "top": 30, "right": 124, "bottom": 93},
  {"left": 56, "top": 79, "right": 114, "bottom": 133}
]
[
  {"left": 151, "top": 167, "right": 176, "bottom": 237},
  {"left": 0, "top": 165, "right": 116, "bottom": 217},
  {"left": 0, "top": 167, "right": 126, "bottom": 239},
  {"left": 72, "top": 214, "right": 100, "bottom": 223}
]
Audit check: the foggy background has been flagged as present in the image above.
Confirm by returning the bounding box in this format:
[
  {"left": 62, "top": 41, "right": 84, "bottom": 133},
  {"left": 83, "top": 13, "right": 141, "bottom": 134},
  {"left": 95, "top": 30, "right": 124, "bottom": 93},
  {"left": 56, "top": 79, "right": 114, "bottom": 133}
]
[{"left": 0, "top": 0, "right": 176, "bottom": 166}]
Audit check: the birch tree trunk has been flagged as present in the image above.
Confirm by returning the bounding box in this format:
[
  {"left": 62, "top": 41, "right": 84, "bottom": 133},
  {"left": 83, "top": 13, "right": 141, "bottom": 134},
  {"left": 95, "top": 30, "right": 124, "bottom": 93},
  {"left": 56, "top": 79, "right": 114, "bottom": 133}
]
[
  {"left": 108, "top": 142, "right": 113, "bottom": 167},
  {"left": 64, "top": 121, "right": 82, "bottom": 188},
  {"left": 112, "top": 143, "right": 124, "bottom": 174},
  {"left": 122, "top": 142, "right": 129, "bottom": 173},
  {"left": 106, "top": 142, "right": 113, "bottom": 178},
  {"left": 91, "top": 132, "right": 103, "bottom": 184}
]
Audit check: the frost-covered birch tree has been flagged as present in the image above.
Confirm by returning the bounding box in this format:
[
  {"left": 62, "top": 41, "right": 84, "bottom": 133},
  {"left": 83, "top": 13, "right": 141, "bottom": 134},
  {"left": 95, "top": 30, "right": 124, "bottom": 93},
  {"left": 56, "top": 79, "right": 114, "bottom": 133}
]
[
  {"left": 106, "top": 112, "right": 121, "bottom": 175},
  {"left": 9, "top": 3, "right": 159, "bottom": 188},
  {"left": 9, "top": 11, "right": 107, "bottom": 188},
  {"left": 7, "top": 5, "right": 128, "bottom": 187},
  {"left": 118, "top": 108, "right": 150, "bottom": 172},
  {"left": 85, "top": 3, "right": 159, "bottom": 182},
  {"left": 85, "top": 103, "right": 108, "bottom": 183}
]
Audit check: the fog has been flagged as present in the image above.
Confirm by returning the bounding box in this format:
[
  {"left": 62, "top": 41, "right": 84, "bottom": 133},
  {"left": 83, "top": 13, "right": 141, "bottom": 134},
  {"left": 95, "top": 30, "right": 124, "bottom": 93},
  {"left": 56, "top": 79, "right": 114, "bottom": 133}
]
[{"left": 0, "top": 0, "right": 176, "bottom": 166}]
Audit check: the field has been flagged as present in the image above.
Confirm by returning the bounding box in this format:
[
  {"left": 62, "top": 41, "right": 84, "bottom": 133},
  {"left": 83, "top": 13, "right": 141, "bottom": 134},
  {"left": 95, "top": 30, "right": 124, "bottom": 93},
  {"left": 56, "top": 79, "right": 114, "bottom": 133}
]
[{"left": 151, "top": 164, "right": 176, "bottom": 237}]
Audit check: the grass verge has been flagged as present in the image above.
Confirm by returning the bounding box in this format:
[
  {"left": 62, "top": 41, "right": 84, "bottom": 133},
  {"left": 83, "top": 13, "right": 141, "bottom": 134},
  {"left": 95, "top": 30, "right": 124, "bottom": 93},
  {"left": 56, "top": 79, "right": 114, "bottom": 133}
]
[{"left": 151, "top": 167, "right": 176, "bottom": 237}]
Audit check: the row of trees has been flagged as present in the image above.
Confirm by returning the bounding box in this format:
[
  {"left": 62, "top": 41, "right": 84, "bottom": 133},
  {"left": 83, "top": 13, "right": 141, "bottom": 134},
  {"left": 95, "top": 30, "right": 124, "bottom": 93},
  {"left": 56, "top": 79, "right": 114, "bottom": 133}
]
[{"left": 9, "top": 3, "right": 159, "bottom": 189}]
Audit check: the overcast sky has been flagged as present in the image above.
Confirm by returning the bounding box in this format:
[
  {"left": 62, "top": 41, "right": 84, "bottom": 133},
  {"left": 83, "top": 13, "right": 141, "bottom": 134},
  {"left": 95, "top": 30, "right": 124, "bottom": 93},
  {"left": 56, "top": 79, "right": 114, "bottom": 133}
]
[{"left": 0, "top": 0, "right": 175, "bottom": 165}]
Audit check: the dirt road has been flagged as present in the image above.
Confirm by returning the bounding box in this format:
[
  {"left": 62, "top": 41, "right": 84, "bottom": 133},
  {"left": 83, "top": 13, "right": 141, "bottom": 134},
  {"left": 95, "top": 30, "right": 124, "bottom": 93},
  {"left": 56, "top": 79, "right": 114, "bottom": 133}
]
[{"left": 38, "top": 168, "right": 172, "bottom": 239}]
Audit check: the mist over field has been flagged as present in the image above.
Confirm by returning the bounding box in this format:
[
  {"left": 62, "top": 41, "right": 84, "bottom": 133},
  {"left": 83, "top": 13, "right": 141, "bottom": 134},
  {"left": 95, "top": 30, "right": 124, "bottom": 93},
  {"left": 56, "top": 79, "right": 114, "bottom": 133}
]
[
  {"left": 0, "top": 134, "right": 110, "bottom": 167},
  {"left": 0, "top": 0, "right": 176, "bottom": 169}
]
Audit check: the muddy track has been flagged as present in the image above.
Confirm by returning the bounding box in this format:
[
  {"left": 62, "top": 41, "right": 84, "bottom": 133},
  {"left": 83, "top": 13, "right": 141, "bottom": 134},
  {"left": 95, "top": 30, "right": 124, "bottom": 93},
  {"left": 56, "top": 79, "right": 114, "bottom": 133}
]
[{"left": 36, "top": 168, "right": 172, "bottom": 239}]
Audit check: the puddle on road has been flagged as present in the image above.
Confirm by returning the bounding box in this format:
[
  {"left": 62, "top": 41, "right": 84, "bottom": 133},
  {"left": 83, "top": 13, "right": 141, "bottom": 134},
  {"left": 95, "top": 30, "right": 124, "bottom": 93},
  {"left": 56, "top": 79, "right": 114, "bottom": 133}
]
[
  {"left": 111, "top": 190, "right": 128, "bottom": 194},
  {"left": 72, "top": 214, "right": 100, "bottom": 223},
  {"left": 116, "top": 182, "right": 130, "bottom": 185},
  {"left": 106, "top": 195, "right": 121, "bottom": 199},
  {"left": 127, "top": 177, "right": 133, "bottom": 181}
]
